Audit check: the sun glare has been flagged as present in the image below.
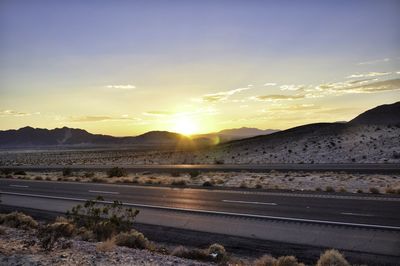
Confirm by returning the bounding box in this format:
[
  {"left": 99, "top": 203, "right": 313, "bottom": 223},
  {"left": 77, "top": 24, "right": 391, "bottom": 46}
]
[{"left": 172, "top": 116, "right": 198, "bottom": 136}]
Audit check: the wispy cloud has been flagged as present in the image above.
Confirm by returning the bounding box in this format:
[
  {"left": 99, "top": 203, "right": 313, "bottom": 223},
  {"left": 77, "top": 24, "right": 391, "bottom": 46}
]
[
  {"left": 346, "top": 72, "right": 391, "bottom": 78},
  {"left": 264, "top": 82, "right": 277, "bottom": 86},
  {"left": 70, "top": 115, "right": 139, "bottom": 122},
  {"left": 280, "top": 84, "right": 306, "bottom": 91},
  {"left": 106, "top": 84, "right": 136, "bottom": 90},
  {"left": 252, "top": 94, "right": 305, "bottom": 101},
  {"left": 0, "top": 110, "right": 38, "bottom": 117},
  {"left": 201, "top": 87, "right": 251, "bottom": 102},
  {"left": 143, "top": 111, "right": 173, "bottom": 117},
  {"left": 317, "top": 78, "right": 400, "bottom": 94},
  {"left": 357, "top": 58, "right": 390, "bottom": 65}
]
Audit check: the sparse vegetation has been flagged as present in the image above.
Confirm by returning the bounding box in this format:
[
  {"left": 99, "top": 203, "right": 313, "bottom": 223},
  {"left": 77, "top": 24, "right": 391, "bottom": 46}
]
[
  {"left": 96, "top": 237, "right": 116, "bottom": 252},
  {"left": 275, "top": 255, "right": 305, "bottom": 266},
  {"left": 107, "top": 167, "right": 127, "bottom": 178},
  {"left": 369, "top": 187, "right": 380, "bottom": 194},
  {"left": 62, "top": 168, "right": 72, "bottom": 177},
  {"left": 0, "top": 212, "right": 38, "bottom": 229},
  {"left": 171, "top": 179, "right": 187, "bottom": 186},
  {"left": 172, "top": 243, "right": 228, "bottom": 262},
  {"left": 189, "top": 171, "right": 200, "bottom": 178},
  {"left": 325, "top": 186, "right": 335, "bottom": 192},
  {"left": 13, "top": 170, "right": 26, "bottom": 175},
  {"left": 39, "top": 219, "right": 76, "bottom": 250},
  {"left": 316, "top": 249, "right": 350, "bottom": 266},
  {"left": 254, "top": 254, "right": 277, "bottom": 266},
  {"left": 115, "top": 229, "right": 153, "bottom": 250},
  {"left": 202, "top": 181, "right": 213, "bottom": 187}
]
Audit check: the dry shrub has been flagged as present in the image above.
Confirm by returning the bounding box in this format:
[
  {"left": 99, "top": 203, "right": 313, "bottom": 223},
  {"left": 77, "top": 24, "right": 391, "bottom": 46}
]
[
  {"left": 172, "top": 246, "right": 209, "bottom": 261},
  {"left": 254, "top": 254, "right": 277, "bottom": 266},
  {"left": 107, "top": 167, "right": 127, "bottom": 177},
  {"left": 115, "top": 229, "right": 153, "bottom": 250},
  {"left": 39, "top": 220, "right": 76, "bottom": 250},
  {"left": 96, "top": 237, "right": 116, "bottom": 252},
  {"left": 0, "top": 212, "right": 38, "bottom": 229},
  {"left": 369, "top": 187, "right": 380, "bottom": 194},
  {"left": 171, "top": 179, "right": 187, "bottom": 186},
  {"left": 316, "top": 249, "right": 350, "bottom": 266},
  {"left": 275, "top": 256, "right": 305, "bottom": 266},
  {"left": 208, "top": 243, "right": 227, "bottom": 262}
]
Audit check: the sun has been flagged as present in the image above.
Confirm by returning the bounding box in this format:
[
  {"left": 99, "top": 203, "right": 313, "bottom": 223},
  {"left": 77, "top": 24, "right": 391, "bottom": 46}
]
[{"left": 172, "top": 116, "right": 198, "bottom": 136}]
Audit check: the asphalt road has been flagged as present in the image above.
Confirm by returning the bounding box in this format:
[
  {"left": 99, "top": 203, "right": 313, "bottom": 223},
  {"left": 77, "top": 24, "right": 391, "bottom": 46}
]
[
  {"left": 5, "top": 163, "right": 400, "bottom": 173},
  {"left": 1, "top": 179, "right": 399, "bottom": 228}
]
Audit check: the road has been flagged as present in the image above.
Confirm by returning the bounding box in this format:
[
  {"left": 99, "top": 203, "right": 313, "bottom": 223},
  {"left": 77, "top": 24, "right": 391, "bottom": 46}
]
[
  {"left": 1, "top": 179, "right": 400, "bottom": 256},
  {"left": 5, "top": 163, "right": 400, "bottom": 173}
]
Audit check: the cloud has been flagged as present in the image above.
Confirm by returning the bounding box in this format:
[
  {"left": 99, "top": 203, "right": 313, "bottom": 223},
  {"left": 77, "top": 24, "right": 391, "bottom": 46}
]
[
  {"left": 280, "top": 84, "right": 306, "bottom": 91},
  {"left": 357, "top": 58, "right": 390, "bottom": 65},
  {"left": 264, "top": 82, "right": 277, "bottom": 86},
  {"left": 346, "top": 72, "right": 391, "bottom": 78},
  {"left": 106, "top": 84, "right": 136, "bottom": 90},
  {"left": 317, "top": 78, "right": 400, "bottom": 94},
  {"left": 201, "top": 87, "right": 251, "bottom": 102},
  {"left": 252, "top": 94, "right": 305, "bottom": 101},
  {"left": 70, "top": 115, "right": 139, "bottom": 122},
  {"left": 0, "top": 110, "right": 36, "bottom": 117},
  {"left": 143, "top": 111, "right": 173, "bottom": 117}
]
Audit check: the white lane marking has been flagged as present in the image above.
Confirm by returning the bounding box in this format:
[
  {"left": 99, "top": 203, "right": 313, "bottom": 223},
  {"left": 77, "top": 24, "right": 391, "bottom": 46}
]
[
  {"left": 2, "top": 191, "right": 400, "bottom": 231},
  {"left": 88, "top": 190, "right": 119, "bottom": 195},
  {"left": 9, "top": 185, "right": 29, "bottom": 188},
  {"left": 223, "top": 199, "right": 277, "bottom": 206},
  {"left": 341, "top": 212, "right": 375, "bottom": 217}
]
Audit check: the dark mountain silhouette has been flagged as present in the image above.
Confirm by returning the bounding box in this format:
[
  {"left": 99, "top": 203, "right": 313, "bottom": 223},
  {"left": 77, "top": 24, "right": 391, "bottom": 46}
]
[
  {"left": 0, "top": 127, "right": 192, "bottom": 148},
  {"left": 349, "top": 101, "right": 400, "bottom": 125},
  {"left": 217, "top": 127, "right": 279, "bottom": 137}
]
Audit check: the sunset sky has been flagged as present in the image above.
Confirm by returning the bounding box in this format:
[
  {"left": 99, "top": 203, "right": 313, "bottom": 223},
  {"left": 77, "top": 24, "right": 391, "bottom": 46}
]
[{"left": 1, "top": 0, "right": 399, "bottom": 136}]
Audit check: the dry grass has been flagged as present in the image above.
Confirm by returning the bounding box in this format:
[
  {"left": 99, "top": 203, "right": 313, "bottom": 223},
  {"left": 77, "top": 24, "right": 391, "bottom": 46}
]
[
  {"left": 96, "top": 237, "right": 116, "bottom": 252},
  {"left": 0, "top": 212, "right": 38, "bottom": 230},
  {"left": 254, "top": 254, "right": 277, "bottom": 266},
  {"left": 115, "top": 230, "right": 153, "bottom": 250},
  {"left": 275, "top": 256, "right": 305, "bottom": 266},
  {"left": 316, "top": 249, "right": 350, "bottom": 266}
]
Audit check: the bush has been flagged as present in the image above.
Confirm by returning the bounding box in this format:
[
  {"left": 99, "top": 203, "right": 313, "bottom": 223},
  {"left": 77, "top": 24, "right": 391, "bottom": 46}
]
[
  {"left": 0, "top": 212, "right": 38, "bottom": 229},
  {"left": 254, "top": 254, "right": 277, "bottom": 266},
  {"left": 39, "top": 220, "right": 75, "bottom": 250},
  {"left": 202, "top": 181, "right": 213, "bottom": 187},
  {"left": 172, "top": 246, "right": 209, "bottom": 261},
  {"left": 356, "top": 189, "right": 363, "bottom": 193},
  {"left": 189, "top": 171, "right": 200, "bottom": 178},
  {"left": 0, "top": 168, "right": 12, "bottom": 175},
  {"left": 208, "top": 243, "right": 227, "bottom": 262},
  {"left": 62, "top": 168, "right": 72, "bottom": 177},
  {"left": 84, "top": 172, "right": 95, "bottom": 178},
  {"left": 325, "top": 186, "right": 335, "bottom": 192},
  {"left": 66, "top": 197, "right": 139, "bottom": 241},
  {"left": 13, "top": 170, "right": 26, "bottom": 175},
  {"left": 275, "top": 256, "right": 305, "bottom": 266},
  {"left": 214, "top": 159, "right": 225, "bottom": 165},
  {"left": 35, "top": 176, "right": 43, "bottom": 181},
  {"left": 96, "top": 237, "right": 116, "bottom": 252},
  {"left": 171, "top": 180, "right": 186, "bottom": 186},
  {"left": 369, "top": 187, "right": 380, "bottom": 194},
  {"left": 115, "top": 230, "right": 153, "bottom": 250},
  {"left": 316, "top": 249, "right": 350, "bottom": 266},
  {"left": 107, "top": 167, "right": 127, "bottom": 178},
  {"left": 239, "top": 182, "right": 248, "bottom": 188},
  {"left": 91, "top": 177, "right": 105, "bottom": 183}
]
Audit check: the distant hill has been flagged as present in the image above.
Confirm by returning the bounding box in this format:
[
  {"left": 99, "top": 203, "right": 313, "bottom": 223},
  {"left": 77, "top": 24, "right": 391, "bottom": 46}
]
[
  {"left": 193, "top": 127, "right": 279, "bottom": 144},
  {"left": 349, "top": 101, "right": 400, "bottom": 125},
  {"left": 0, "top": 126, "right": 193, "bottom": 148},
  {"left": 181, "top": 102, "right": 400, "bottom": 164}
]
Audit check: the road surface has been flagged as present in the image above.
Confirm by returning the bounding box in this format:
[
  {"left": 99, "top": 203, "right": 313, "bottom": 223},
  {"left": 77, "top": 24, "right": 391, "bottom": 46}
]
[{"left": 1, "top": 179, "right": 400, "bottom": 256}]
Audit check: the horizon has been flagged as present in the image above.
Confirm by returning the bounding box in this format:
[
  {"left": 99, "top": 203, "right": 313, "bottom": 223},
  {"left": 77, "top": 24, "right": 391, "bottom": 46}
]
[{"left": 1, "top": 1, "right": 400, "bottom": 136}]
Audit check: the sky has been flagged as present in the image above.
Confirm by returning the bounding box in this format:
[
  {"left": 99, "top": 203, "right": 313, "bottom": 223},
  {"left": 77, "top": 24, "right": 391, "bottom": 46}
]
[{"left": 0, "top": 0, "right": 399, "bottom": 136}]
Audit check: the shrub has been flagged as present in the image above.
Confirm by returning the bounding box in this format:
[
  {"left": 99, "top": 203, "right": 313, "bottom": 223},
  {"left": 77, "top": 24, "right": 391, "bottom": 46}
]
[
  {"left": 0, "top": 212, "right": 38, "bottom": 229},
  {"left": 239, "top": 182, "right": 248, "bottom": 188},
  {"left": 35, "top": 176, "right": 43, "bottom": 181},
  {"left": 255, "top": 183, "right": 263, "bottom": 189},
  {"left": 189, "top": 171, "right": 200, "bottom": 178},
  {"left": 202, "top": 181, "right": 213, "bottom": 187},
  {"left": 115, "top": 230, "right": 152, "bottom": 250},
  {"left": 325, "top": 186, "right": 335, "bottom": 192},
  {"left": 13, "top": 170, "right": 26, "bottom": 175},
  {"left": 171, "top": 172, "right": 180, "bottom": 177},
  {"left": 275, "top": 256, "right": 305, "bottom": 266},
  {"left": 171, "top": 180, "right": 186, "bottom": 186},
  {"left": 254, "top": 254, "right": 277, "bottom": 266},
  {"left": 214, "top": 159, "right": 224, "bottom": 165},
  {"left": 385, "top": 187, "right": 400, "bottom": 194},
  {"left": 316, "top": 249, "right": 350, "bottom": 266},
  {"left": 62, "top": 168, "right": 72, "bottom": 177},
  {"left": 0, "top": 168, "right": 12, "bottom": 175},
  {"left": 84, "top": 172, "right": 95, "bottom": 178},
  {"left": 66, "top": 196, "right": 139, "bottom": 241},
  {"left": 369, "top": 187, "right": 380, "bottom": 194},
  {"left": 208, "top": 243, "right": 227, "bottom": 262},
  {"left": 356, "top": 189, "right": 363, "bottom": 193},
  {"left": 172, "top": 246, "right": 209, "bottom": 261},
  {"left": 107, "top": 167, "right": 127, "bottom": 178},
  {"left": 96, "top": 237, "right": 116, "bottom": 252},
  {"left": 39, "top": 220, "right": 76, "bottom": 250}
]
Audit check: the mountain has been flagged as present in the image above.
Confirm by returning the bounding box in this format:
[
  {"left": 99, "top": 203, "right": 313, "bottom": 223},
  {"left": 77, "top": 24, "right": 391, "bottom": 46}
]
[
  {"left": 0, "top": 127, "right": 192, "bottom": 148},
  {"left": 184, "top": 102, "right": 400, "bottom": 164},
  {"left": 349, "top": 102, "right": 400, "bottom": 125},
  {"left": 217, "top": 127, "right": 279, "bottom": 138}
]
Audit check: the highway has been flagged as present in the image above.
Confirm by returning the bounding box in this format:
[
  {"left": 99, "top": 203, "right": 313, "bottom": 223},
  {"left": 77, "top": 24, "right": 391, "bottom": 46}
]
[
  {"left": 1, "top": 178, "right": 400, "bottom": 257},
  {"left": 5, "top": 163, "right": 400, "bottom": 173}
]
